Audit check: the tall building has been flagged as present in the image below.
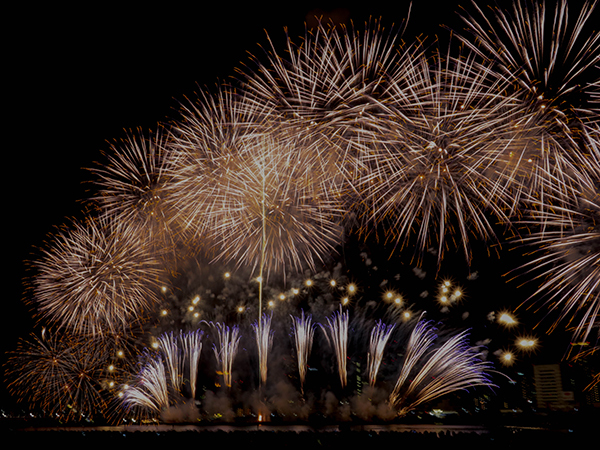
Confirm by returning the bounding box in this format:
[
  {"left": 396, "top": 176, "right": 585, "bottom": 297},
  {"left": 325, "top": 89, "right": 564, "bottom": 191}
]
[{"left": 533, "top": 364, "right": 565, "bottom": 409}]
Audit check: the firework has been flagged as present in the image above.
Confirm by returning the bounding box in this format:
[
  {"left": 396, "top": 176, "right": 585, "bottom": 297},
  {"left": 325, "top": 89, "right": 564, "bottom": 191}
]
[
  {"left": 290, "top": 310, "right": 316, "bottom": 393},
  {"left": 207, "top": 322, "right": 241, "bottom": 388},
  {"left": 252, "top": 312, "right": 274, "bottom": 385},
  {"left": 166, "top": 86, "right": 345, "bottom": 281},
  {"left": 389, "top": 319, "right": 495, "bottom": 416},
  {"left": 513, "top": 124, "right": 600, "bottom": 345},
  {"left": 367, "top": 320, "right": 396, "bottom": 387},
  {"left": 458, "top": 0, "right": 600, "bottom": 129},
  {"left": 320, "top": 307, "right": 349, "bottom": 388},
  {"left": 5, "top": 331, "right": 111, "bottom": 420},
  {"left": 30, "top": 215, "right": 164, "bottom": 336},
  {"left": 89, "top": 127, "right": 182, "bottom": 266},
  {"left": 455, "top": 1, "right": 599, "bottom": 219},
  {"left": 158, "top": 331, "right": 185, "bottom": 393},
  {"left": 180, "top": 329, "right": 204, "bottom": 399},
  {"left": 122, "top": 351, "right": 170, "bottom": 414},
  {"left": 351, "top": 41, "right": 530, "bottom": 263},
  {"left": 240, "top": 17, "right": 412, "bottom": 134},
  {"left": 121, "top": 329, "right": 204, "bottom": 415}
]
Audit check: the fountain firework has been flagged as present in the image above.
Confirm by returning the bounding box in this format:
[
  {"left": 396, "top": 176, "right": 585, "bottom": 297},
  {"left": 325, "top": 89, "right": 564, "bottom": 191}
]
[
  {"left": 253, "top": 312, "right": 274, "bottom": 386},
  {"left": 368, "top": 320, "right": 396, "bottom": 387},
  {"left": 290, "top": 310, "right": 316, "bottom": 393},
  {"left": 207, "top": 322, "right": 241, "bottom": 389},
  {"left": 320, "top": 307, "right": 349, "bottom": 389}
]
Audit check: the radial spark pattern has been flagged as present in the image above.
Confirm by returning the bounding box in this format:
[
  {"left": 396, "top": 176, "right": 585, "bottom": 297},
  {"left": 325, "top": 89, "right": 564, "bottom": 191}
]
[
  {"left": 352, "top": 43, "right": 531, "bottom": 262},
  {"left": 166, "top": 90, "right": 344, "bottom": 278},
  {"left": 516, "top": 124, "right": 600, "bottom": 345},
  {"left": 90, "top": 128, "right": 181, "bottom": 265},
  {"left": 6, "top": 331, "right": 111, "bottom": 420},
  {"left": 31, "top": 216, "right": 163, "bottom": 335},
  {"left": 458, "top": 0, "right": 600, "bottom": 128}
]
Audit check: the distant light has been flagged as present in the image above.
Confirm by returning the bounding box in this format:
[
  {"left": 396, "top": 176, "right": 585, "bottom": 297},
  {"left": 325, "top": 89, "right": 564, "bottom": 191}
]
[
  {"left": 498, "top": 312, "right": 517, "bottom": 326},
  {"left": 305, "top": 279, "right": 313, "bottom": 287}
]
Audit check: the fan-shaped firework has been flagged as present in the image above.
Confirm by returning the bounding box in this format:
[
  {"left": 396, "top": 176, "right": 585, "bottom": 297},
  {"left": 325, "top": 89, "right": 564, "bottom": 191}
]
[
  {"left": 458, "top": 0, "right": 600, "bottom": 129},
  {"left": 515, "top": 124, "right": 600, "bottom": 345},
  {"left": 5, "top": 331, "right": 112, "bottom": 420},
  {"left": 389, "top": 319, "right": 495, "bottom": 416},
  {"left": 122, "top": 329, "right": 204, "bottom": 417},
  {"left": 166, "top": 87, "right": 345, "bottom": 280},
  {"left": 89, "top": 127, "right": 181, "bottom": 266},
  {"left": 30, "top": 215, "right": 164, "bottom": 336}
]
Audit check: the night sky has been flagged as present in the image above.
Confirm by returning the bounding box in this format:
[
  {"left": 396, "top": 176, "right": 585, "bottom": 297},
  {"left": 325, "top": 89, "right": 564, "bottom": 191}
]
[{"left": 5, "top": 2, "right": 599, "bottom": 409}]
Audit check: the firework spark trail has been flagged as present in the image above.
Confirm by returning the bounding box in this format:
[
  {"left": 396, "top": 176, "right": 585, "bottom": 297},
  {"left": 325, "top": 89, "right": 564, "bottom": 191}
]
[
  {"left": 515, "top": 124, "right": 600, "bottom": 345},
  {"left": 31, "top": 215, "right": 163, "bottom": 336},
  {"left": 458, "top": 0, "right": 600, "bottom": 127},
  {"left": 252, "top": 313, "right": 274, "bottom": 386},
  {"left": 166, "top": 87, "right": 344, "bottom": 280},
  {"left": 123, "top": 352, "right": 170, "bottom": 413},
  {"left": 368, "top": 320, "right": 396, "bottom": 387},
  {"left": 290, "top": 310, "right": 315, "bottom": 392},
  {"left": 89, "top": 127, "right": 181, "bottom": 265},
  {"left": 389, "top": 320, "right": 495, "bottom": 416},
  {"left": 352, "top": 42, "right": 531, "bottom": 263},
  {"left": 241, "top": 18, "right": 412, "bottom": 131},
  {"left": 158, "top": 332, "right": 184, "bottom": 393},
  {"left": 320, "top": 307, "right": 349, "bottom": 389},
  {"left": 6, "top": 331, "right": 111, "bottom": 420},
  {"left": 180, "top": 329, "right": 204, "bottom": 399},
  {"left": 240, "top": 18, "right": 425, "bottom": 225},
  {"left": 456, "top": 0, "right": 600, "bottom": 217},
  {"left": 390, "top": 318, "right": 437, "bottom": 406},
  {"left": 208, "top": 322, "right": 241, "bottom": 388}
]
